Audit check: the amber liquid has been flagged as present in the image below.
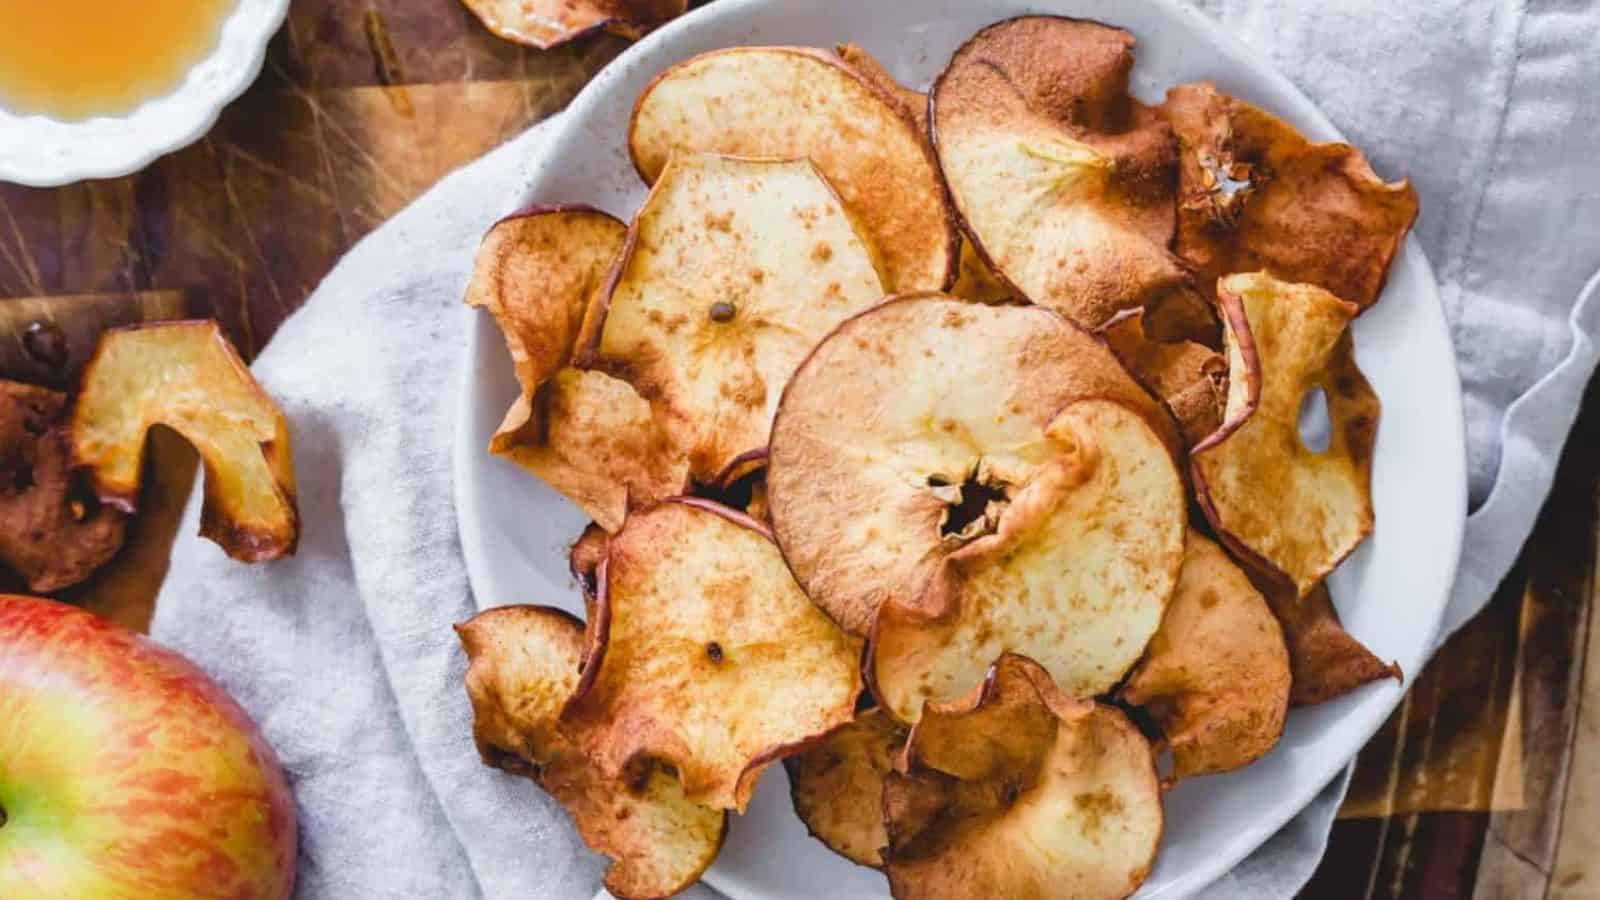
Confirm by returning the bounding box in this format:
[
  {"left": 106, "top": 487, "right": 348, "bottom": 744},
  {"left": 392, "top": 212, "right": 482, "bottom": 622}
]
[{"left": 0, "top": 0, "right": 236, "bottom": 120}]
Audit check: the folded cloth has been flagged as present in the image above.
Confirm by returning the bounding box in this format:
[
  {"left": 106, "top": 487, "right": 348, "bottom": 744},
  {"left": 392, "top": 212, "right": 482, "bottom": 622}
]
[{"left": 150, "top": 1, "right": 1600, "bottom": 897}]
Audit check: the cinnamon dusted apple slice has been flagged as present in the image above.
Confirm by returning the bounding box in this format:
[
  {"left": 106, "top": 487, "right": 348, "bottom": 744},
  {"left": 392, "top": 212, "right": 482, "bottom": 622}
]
[
  {"left": 1192, "top": 272, "right": 1380, "bottom": 598},
  {"left": 629, "top": 49, "right": 957, "bottom": 293},
  {"left": 461, "top": 0, "right": 685, "bottom": 49},
  {"left": 1104, "top": 309, "right": 1227, "bottom": 448},
  {"left": 457, "top": 606, "right": 725, "bottom": 900},
  {"left": 581, "top": 153, "right": 885, "bottom": 485},
  {"left": 1121, "top": 533, "right": 1290, "bottom": 783},
  {"left": 930, "top": 16, "right": 1199, "bottom": 330},
  {"left": 786, "top": 708, "right": 906, "bottom": 867},
  {"left": 70, "top": 321, "right": 297, "bottom": 562},
  {"left": 562, "top": 499, "right": 862, "bottom": 812},
  {"left": 1269, "top": 582, "right": 1401, "bottom": 707},
  {"left": 833, "top": 44, "right": 928, "bottom": 135},
  {"left": 882, "top": 654, "right": 1162, "bottom": 900},
  {"left": 1164, "top": 82, "right": 1419, "bottom": 310}
]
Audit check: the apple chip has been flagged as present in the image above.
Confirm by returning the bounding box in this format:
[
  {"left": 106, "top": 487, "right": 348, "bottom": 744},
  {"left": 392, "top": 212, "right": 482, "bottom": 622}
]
[
  {"left": 457, "top": 605, "right": 725, "bottom": 899},
  {"left": 1192, "top": 272, "right": 1379, "bottom": 597},
  {"left": 628, "top": 48, "right": 957, "bottom": 293},
  {"left": 769, "top": 296, "right": 1179, "bottom": 642},
  {"left": 461, "top": 0, "right": 685, "bottom": 49},
  {"left": 786, "top": 708, "right": 906, "bottom": 867},
  {"left": 70, "top": 321, "right": 297, "bottom": 562},
  {"left": 1164, "top": 82, "right": 1419, "bottom": 310},
  {"left": 581, "top": 153, "right": 885, "bottom": 484},
  {"left": 931, "top": 16, "right": 1198, "bottom": 330},
  {"left": 1104, "top": 310, "right": 1227, "bottom": 447},
  {"left": 562, "top": 499, "right": 862, "bottom": 812},
  {"left": 1269, "top": 582, "right": 1401, "bottom": 707},
  {"left": 882, "top": 654, "right": 1162, "bottom": 900},
  {"left": 833, "top": 44, "right": 928, "bottom": 135},
  {"left": 1121, "top": 533, "right": 1289, "bottom": 782}
]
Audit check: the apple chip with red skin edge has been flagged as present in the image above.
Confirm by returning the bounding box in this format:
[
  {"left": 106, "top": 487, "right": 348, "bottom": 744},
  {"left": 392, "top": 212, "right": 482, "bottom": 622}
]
[
  {"left": 460, "top": 0, "right": 685, "bottom": 49},
  {"left": 628, "top": 48, "right": 957, "bottom": 294},
  {"left": 580, "top": 153, "right": 886, "bottom": 486},
  {"left": 1164, "top": 82, "right": 1419, "bottom": 311},
  {"left": 561, "top": 499, "right": 862, "bottom": 813},
  {"left": 882, "top": 654, "right": 1163, "bottom": 900},
  {"left": 70, "top": 320, "right": 297, "bottom": 563},
  {"left": 1268, "top": 582, "right": 1401, "bottom": 707},
  {"left": 1104, "top": 309, "right": 1227, "bottom": 448},
  {"left": 930, "top": 15, "right": 1201, "bottom": 331},
  {"left": 1121, "top": 532, "right": 1290, "bottom": 783},
  {"left": 1192, "top": 272, "right": 1379, "bottom": 598},
  {"left": 457, "top": 605, "right": 726, "bottom": 900},
  {"left": 786, "top": 708, "right": 906, "bottom": 868}
]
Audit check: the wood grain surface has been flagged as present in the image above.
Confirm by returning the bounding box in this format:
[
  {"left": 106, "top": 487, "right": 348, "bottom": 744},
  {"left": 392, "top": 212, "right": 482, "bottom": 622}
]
[{"left": 0, "top": 3, "right": 1593, "bottom": 898}]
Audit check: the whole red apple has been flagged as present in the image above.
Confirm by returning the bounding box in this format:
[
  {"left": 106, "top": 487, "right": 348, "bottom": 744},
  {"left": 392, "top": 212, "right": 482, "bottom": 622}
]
[{"left": 0, "top": 595, "right": 296, "bottom": 898}]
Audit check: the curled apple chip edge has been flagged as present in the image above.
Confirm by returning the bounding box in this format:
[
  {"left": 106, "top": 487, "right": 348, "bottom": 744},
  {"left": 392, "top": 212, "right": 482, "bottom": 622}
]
[
  {"left": 882, "top": 653, "right": 1163, "bottom": 900},
  {"left": 560, "top": 498, "right": 863, "bottom": 813},
  {"left": 578, "top": 152, "right": 888, "bottom": 486},
  {"left": 456, "top": 605, "right": 726, "bottom": 900},
  {"left": 786, "top": 707, "right": 907, "bottom": 868},
  {"left": 627, "top": 46, "right": 959, "bottom": 294},
  {"left": 69, "top": 320, "right": 297, "bottom": 563},
  {"left": 930, "top": 15, "right": 1205, "bottom": 331},
  {"left": 1120, "top": 531, "right": 1290, "bottom": 784},
  {"left": 460, "top": 0, "right": 686, "bottom": 50},
  {"left": 1267, "top": 581, "right": 1402, "bottom": 707},
  {"left": 1103, "top": 308, "right": 1227, "bottom": 449},
  {"left": 1163, "top": 81, "right": 1420, "bottom": 311},
  {"left": 1192, "top": 271, "right": 1379, "bottom": 598},
  {"left": 0, "top": 381, "right": 125, "bottom": 592}
]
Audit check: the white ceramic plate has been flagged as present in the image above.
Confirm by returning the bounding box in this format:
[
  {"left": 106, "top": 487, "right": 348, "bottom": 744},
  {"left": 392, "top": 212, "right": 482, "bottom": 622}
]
[
  {"left": 0, "top": 0, "right": 289, "bottom": 187},
  {"left": 454, "top": 1, "right": 1467, "bottom": 896}
]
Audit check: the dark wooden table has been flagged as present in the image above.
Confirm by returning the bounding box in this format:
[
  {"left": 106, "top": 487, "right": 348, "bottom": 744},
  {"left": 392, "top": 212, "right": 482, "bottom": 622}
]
[{"left": 1, "top": 3, "right": 1594, "bottom": 897}]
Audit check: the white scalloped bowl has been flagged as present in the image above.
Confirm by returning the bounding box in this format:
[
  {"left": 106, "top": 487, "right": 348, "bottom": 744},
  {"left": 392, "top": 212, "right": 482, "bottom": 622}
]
[{"left": 0, "top": 0, "right": 289, "bottom": 188}]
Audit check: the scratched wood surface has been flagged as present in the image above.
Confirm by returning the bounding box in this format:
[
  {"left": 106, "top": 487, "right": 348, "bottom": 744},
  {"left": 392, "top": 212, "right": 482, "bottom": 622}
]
[{"left": 0, "top": 3, "right": 1594, "bottom": 898}]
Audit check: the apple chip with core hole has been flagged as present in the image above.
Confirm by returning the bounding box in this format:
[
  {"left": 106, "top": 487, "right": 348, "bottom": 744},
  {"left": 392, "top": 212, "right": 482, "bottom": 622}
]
[
  {"left": 882, "top": 654, "right": 1162, "bottom": 900},
  {"left": 628, "top": 49, "right": 956, "bottom": 293},
  {"left": 786, "top": 708, "right": 906, "bottom": 867},
  {"left": 582, "top": 153, "right": 885, "bottom": 485},
  {"left": 1104, "top": 310, "right": 1227, "bottom": 447},
  {"left": 562, "top": 499, "right": 862, "bottom": 812},
  {"left": 1164, "top": 82, "right": 1419, "bottom": 311},
  {"left": 460, "top": 0, "right": 685, "bottom": 49},
  {"left": 1270, "top": 583, "right": 1401, "bottom": 707},
  {"left": 1192, "top": 272, "right": 1379, "bottom": 597},
  {"left": 1121, "top": 532, "right": 1289, "bottom": 783},
  {"left": 70, "top": 321, "right": 297, "bottom": 562},
  {"left": 931, "top": 16, "right": 1197, "bottom": 330},
  {"left": 457, "top": 605, "right": 725, "bottom": 899}
]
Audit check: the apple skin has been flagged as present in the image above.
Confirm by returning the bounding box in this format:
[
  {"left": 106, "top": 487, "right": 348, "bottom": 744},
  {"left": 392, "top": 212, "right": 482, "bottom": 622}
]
[{"left": 0, "top": 595, "right": 295, "bottom": 899}]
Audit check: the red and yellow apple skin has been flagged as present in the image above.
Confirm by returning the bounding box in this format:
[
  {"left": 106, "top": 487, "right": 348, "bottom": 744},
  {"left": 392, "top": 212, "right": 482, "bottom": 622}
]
[{"left": 0, "top": 596, "right": 296, "bottom": 899}]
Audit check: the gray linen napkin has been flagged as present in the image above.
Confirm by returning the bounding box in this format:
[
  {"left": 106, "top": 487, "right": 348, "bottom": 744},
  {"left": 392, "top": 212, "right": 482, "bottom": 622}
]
[{"left": 150, "top": 1, "right": 1600, "bottom": 897}]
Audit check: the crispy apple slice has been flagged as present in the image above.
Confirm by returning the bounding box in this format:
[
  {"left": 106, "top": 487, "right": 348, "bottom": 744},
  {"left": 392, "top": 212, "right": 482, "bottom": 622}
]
[
  {"left": 786, "top": 708, "right": 906, "bottom": 867},
  {"left": 1192, "top": 272, "right": 1379, "bottom": 597},
  {"left": 562, "top": 499, "right": 862, "bottom": 812},
  {"left": 628, "top": 48, "right": 957, "bottom": 293},
  {"left": 930, "top": 16, "right": 1198, "bottom": 330},
  {"left": 1164, "top": 82, "right": 1419, "bottom": 310},
  {"left": 1104, "top": 309, "right": 1227, "bottom": 448},
  {"left": 882, "top": 654, "right": 1162, "bottom": 900},
  {"left": 70, "top": 321, "right": 297, "bottom": 562},
  {"left": 581, "top": 153, "right": 885, "bottom": 484},
  {"left": 834, "top": 44, "right": 928, "bottom": 135},
  {"left": 0, "top": 381, "right": 124, "bottom": 592},
  {"left": 457, "top": 606, "right": 725, "bottom": 899},
  {"left": 769, "top": 296, "right": 1179, "bottom": 641},
  {"left": 1269, "top": 582, "right": 1401, "bottom": 707},
  {"left": 460, "top": 0, "right": 685, "bottom": 49},
  {"left": 1121, "top": 532, "right": 1289, "bottom": 782}
]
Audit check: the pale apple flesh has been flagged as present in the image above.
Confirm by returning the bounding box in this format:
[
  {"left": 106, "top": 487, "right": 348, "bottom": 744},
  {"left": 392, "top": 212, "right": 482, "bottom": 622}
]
[
  {"left": 0, "top": 595, "right": 295, "bottom": 900},
  {"left": 460, "top": 0, "right": 685, "bottom": 49}
]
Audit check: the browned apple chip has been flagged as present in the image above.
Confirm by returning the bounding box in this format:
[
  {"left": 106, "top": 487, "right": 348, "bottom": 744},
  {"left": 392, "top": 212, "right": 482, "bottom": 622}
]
[
  {"left": 1268, "top": 582, "right": 1401, "bottom": 707},
  {"left": 581, "top": 153, "right": 886, "bottom": 485},
  {"left": 833, "top": 44, "right": 928, "bottom": 135},
  {"left": 461, "top": 0, "right": 686, "bottom": 49},
  {"left": 629, "top": 48, "right": 958, "bottom": 293},
  {"left": 1192, "top": 272, "right": 1379, "bottom": 597},
  {"left": 562, "top": 499, "right": 862, "bottom": 812},
  {"left": 457, "top": 605, "right": 726, "bottom": 899},
  {"left": 1104, "top": 309, "right": 1227, "bottom": 448},
  {"left": 70, "top": 320, "right": 297, "bottom": 562},
  {"left": 786, "top": 708, "right": 906, "bottom": 867},
  {"left": 931, "top": 16, "right": 1199, "bottom": 330},
  {"left": 1164, "top": 82, "right": 1419, "bottom": 310},
  {"left": 1121, "top": 532, "right": 1289, "bottom": 783},
  {"left": 882, "top": 654, "right": 1162, "bottom": 900}
]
